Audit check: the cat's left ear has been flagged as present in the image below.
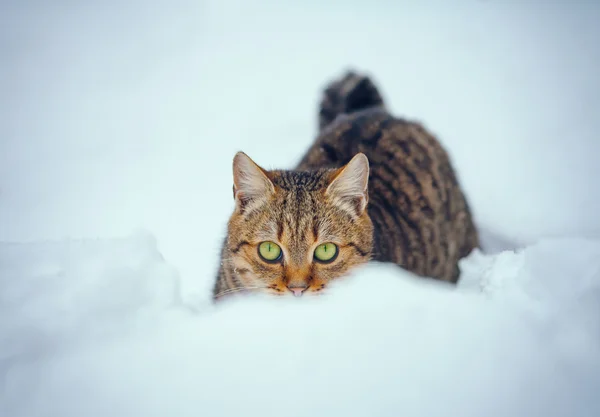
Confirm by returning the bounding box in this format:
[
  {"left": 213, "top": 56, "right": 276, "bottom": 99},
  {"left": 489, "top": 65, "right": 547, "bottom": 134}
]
[
  {"left": 326, "top": 153, "right": 369, "bottom": 216},
  {"left": 232, "top": 152, "right": 275, "bottom": 213}
]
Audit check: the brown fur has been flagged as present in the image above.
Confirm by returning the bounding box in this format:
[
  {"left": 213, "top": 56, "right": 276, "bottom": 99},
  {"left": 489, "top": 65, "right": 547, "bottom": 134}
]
[{"left": 213, "top": 70, "right": 478, "bottom": 300}]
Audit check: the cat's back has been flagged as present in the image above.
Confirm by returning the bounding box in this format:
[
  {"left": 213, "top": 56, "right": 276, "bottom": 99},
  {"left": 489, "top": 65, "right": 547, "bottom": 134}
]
[
  {"left": 297, "top": 86, "right": 478, "bottom": 282},
  {"left": 297, "top": 109, "right": 462, "bottom": 244},
  {"left": 297, "top": 107, "right": 452, "bottom": 175}
]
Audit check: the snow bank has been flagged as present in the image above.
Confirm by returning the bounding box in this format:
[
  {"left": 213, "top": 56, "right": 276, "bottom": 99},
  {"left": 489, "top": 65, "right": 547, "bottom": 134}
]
[
  {"left": 0, "top": 231, "right": 182, "bottom": 410},
  {"left": 1, "top": 233, "right": 599, "bottom": 417}
]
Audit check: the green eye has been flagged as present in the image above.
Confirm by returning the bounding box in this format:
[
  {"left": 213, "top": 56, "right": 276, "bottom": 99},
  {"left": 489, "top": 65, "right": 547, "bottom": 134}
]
[
  {"left": 258, "top": 241, "right": 282, "bottom": 262},
  {"left": 314, "top": 243, "right": 338, "bottom": 263}
]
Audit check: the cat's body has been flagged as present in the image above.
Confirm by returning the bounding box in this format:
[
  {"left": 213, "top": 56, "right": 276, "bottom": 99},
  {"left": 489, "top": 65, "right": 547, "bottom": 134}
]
[{"left": 213, "top": 71, "right": 478, "bottom": 300}]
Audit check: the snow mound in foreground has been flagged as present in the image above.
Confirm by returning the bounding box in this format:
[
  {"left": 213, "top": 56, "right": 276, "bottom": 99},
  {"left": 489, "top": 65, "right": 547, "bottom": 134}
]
[{"left": 1, "top": 233, "right": 599, "bottom": 417}]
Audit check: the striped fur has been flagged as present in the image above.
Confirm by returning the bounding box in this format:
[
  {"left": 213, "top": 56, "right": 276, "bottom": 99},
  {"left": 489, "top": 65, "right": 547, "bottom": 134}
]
[{"left": 213, "top": 70, "right": 478, "bottom": 300}]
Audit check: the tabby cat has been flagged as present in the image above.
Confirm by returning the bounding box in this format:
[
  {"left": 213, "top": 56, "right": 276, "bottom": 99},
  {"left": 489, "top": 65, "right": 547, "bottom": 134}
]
[{"left": 213, "top": 70, "right": 478, "bottom": 300}]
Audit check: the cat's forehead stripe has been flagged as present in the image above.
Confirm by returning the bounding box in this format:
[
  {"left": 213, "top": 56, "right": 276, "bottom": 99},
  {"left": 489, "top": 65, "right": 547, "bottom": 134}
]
[{"left": 271, "top": 170, "right": 331, "bottom": 191}]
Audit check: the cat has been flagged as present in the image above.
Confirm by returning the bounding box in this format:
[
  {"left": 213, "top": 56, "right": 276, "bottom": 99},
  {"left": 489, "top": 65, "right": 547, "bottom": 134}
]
[{"left": 212, "top": 70, "right": 479, "bottom": 300}]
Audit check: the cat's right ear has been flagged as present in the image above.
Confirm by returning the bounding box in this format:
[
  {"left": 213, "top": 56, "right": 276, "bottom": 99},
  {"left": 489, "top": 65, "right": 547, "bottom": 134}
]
[
  {"left": 232, "top": 152, "right": 275, "bottom": 213},
  {"left": 326, "top": 153, "right": 370, "bottom": 217}
]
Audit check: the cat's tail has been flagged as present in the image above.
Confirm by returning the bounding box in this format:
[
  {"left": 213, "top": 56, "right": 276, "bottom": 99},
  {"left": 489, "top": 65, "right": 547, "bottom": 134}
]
[{"left": 318, "top": 70, "right": 386, "bottom": 131}]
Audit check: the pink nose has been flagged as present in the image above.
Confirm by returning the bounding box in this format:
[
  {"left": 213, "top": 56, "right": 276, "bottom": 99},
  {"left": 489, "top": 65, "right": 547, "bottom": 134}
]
[{"left": 288, "top": 286, "right": 307, "bottom": 297}]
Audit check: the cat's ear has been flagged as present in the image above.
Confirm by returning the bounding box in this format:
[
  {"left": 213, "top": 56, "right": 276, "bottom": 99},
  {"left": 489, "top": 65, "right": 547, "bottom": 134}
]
[
  {"left": 232, "top": 152, "right": 275, "bottom": 213},
  {"left": 326, "top": 153, "right": 369, "bottom": 216}
]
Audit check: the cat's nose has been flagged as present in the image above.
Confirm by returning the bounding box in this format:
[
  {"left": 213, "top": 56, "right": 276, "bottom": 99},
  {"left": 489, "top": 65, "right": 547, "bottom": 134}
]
[{"left": 287, "top": 285, "right": 307, "bottom": 297}]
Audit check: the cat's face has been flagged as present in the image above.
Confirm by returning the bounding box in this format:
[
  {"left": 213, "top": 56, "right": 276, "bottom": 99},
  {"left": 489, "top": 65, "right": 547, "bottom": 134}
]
[{"left": 222, "top": 152, "right": 373, "bottom": 298}]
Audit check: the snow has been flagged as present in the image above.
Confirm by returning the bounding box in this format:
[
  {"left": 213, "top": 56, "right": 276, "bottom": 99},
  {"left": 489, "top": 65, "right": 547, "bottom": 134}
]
[
  {"left": 1, "top": 235, "right": 599, "bottom": 417},
  {"left": 2, "top": 0, "right": 600, "bottom": 416}
]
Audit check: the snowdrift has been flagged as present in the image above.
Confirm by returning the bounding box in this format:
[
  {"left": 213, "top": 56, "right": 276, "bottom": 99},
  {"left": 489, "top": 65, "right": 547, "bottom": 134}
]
[{"left": 1, "top": 232, "right": 599, "bottom": 417}]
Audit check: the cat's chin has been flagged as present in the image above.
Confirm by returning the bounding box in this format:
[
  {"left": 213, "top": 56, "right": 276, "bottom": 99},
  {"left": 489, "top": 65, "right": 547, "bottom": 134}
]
[
  {"left": 214, "top": 286, "right": 329, "bottom": 303},
  {"left": 248, "top": 286, "right": 329, "bottom": 298},
  {"left": 279, "top": 288, "right": 329, "bottom": 298}
]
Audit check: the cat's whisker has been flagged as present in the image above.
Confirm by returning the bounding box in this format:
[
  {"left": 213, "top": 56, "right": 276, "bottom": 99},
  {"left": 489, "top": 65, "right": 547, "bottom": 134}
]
[
  {"left": 215, "top": 287, "right": 261, "bottom": 296},
  {"left": 214, "top": 286, "right": 269, "bottom": 298}
]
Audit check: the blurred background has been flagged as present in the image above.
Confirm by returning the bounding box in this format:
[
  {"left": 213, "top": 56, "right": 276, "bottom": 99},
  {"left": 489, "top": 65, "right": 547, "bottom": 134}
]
[{"left": 2, "top": 0, "right": 599, "bottom": 302}]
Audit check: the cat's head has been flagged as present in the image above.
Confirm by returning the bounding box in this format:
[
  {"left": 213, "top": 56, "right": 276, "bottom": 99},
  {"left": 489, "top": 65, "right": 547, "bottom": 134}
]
[{"left": 222, "top": 151, "right": 373, "bottom": 298}]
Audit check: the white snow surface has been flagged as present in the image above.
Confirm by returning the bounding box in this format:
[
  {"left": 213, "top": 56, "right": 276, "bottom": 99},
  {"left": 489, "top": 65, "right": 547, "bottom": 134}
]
[
  {"left": 1, "top": 235, "right": 600, "bottom": 417},
  {"left": 2, "top": 0, "right": 600, "bottom": 416}
]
